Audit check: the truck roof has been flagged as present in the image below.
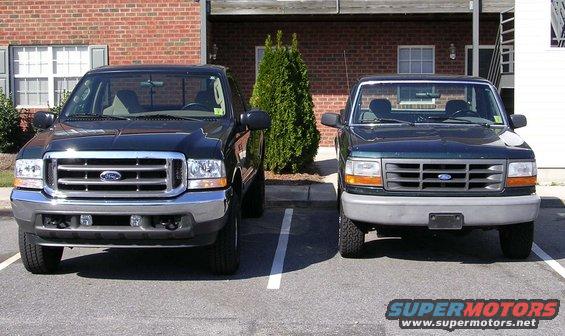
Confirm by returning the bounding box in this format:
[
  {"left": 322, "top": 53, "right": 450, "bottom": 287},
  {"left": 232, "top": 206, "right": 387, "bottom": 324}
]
[
  {"left": 87, "top": 64, "right": 228, "bottom": 75},
  {"left": 358, "top": 74, "right": 491, "bottom": 84}
]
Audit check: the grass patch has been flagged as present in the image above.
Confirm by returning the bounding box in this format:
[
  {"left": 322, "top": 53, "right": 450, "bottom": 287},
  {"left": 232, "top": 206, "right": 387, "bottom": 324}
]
[{"left": 0, "top": 170, "right": 13, "bottom": 187}]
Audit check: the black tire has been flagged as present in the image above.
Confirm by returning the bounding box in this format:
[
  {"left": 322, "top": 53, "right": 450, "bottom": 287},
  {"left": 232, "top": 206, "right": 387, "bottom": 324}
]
[
  {"left": 209, "top": 196, "right": 241, "bottom": 275},
  {"left": 18, "top": 229, "right": 63, "bottom": 274},
  {"left": 338, "top": 207, "right": 365, "bottom": 258},
  {"left": 242, "top": 165, "right": 265, "bottom": 218},
  {"left": 499, "top": 221, "right": 534, "bottom": 260}
]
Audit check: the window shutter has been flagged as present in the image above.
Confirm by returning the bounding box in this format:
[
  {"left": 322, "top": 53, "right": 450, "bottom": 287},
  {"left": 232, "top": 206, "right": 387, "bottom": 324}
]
[
  {"left": 0, "top": 46, "right": 9, "bottom": 97},
  {"left": 89, "top": 45, "right": 108, "bottom": 69}
]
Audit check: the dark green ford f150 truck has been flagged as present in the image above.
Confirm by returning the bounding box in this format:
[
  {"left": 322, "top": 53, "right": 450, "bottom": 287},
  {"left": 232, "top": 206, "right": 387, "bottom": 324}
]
[{"left": 322, "top": 75, "right": 540, "bottom": 259}]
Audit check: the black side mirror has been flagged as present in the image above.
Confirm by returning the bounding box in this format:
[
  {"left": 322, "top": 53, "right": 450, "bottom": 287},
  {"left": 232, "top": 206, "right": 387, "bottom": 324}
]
[
  {"left": 321, "top": 112, "right": 342, "bottom": 128},
  {"left": 510, "top": 114, "right": 527, "bottom": 129},
  {"left": 32, "top": 111, "right": 56, "bottom": 130},
  {"left": 241, "top": 109, "right": 271, "bottom": 131}
]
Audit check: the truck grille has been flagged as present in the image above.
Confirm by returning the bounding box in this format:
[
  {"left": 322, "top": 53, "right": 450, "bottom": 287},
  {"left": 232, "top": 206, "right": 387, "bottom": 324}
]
[
  {"left": 44, "top": 151, "right": 187, "bottom": 198},
  {"left": 382, "top": 159, "right": 506, "bottom": 192}
]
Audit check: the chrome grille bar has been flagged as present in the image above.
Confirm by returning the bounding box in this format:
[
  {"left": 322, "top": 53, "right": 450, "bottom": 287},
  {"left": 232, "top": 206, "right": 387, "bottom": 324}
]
[{"left": 44, "top": 151, "right": 187, "bottom": 198}]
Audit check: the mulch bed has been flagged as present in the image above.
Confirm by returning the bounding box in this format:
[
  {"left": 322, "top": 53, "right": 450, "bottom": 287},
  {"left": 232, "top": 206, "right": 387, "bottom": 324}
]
[{"left": 265, "top": 164, "right": 324, "bottom": 185}]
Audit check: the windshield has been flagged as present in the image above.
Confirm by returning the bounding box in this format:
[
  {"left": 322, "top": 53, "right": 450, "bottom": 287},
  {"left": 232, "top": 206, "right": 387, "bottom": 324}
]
[
  {"left": 352, "top": 82, "right": 506, "bottom": 126},
  {"left": 61, "top": 72, "right": 227, "bottom": 120}
]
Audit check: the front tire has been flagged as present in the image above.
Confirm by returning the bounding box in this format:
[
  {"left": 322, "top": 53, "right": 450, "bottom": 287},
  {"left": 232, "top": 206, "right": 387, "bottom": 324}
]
[
  {"left": 18, "top": 229, "right": 63, "bottom": 274},
  {"left": 499, "top": 221, "right": 534, "bottom": 259},
  {"left": 242, "top": 165, "right": 265, "bottom": 218},
  {"left": 338, "top": 207, "right": 365, "bottom": 258},
  {"left": 209, "top": 196, "right": 241, "bottom": 275}
]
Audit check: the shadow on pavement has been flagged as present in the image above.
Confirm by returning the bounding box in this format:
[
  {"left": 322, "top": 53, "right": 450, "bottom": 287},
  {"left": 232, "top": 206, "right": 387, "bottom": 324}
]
[
  {"left": 360, "top": 219, "right": 565, "bottom": 263},
  {"left": 57, "top": 209, "right": 339, "bottom": 281},
  {"left": 540, "top": 196, "right": 565, "bottom": 208}
]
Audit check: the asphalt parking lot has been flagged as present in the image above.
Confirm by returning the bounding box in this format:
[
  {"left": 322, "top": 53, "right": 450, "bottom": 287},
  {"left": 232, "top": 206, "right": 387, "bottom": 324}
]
[{"left": 0, "top": 207, "right": 563, "bottom": 335}]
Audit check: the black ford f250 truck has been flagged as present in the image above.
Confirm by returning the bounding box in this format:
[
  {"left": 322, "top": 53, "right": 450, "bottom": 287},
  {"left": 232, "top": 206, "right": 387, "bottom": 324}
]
[
  {"left": 11, "top": 65, "right": 270, "bottom": 275},
  {"left": 322, "top": 75, "right": 540, "bottom": 259}
]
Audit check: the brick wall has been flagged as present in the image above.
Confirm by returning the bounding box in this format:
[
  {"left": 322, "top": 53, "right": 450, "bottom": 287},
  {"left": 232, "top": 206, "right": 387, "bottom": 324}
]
[
  {"left": 0, "top": 0, "right": 201, "bottom": 65},
  {"left": 211, "top": 19, "right": 498, "bottom": 146}
]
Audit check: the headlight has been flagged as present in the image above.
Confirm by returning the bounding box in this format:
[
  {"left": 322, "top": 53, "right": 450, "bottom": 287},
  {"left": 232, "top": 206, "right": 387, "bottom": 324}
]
[
  {"left": 506, "top": 161, "right": 537, "bottom": 187},
  {"left": 344, "top": 159, "right": 382, "bottom": 187},
  {"left": 186, "top": 159, "right": 227, "bottom": 189},
  {"left": 14, "top": 159, "right": 44, "bottom": 189}
]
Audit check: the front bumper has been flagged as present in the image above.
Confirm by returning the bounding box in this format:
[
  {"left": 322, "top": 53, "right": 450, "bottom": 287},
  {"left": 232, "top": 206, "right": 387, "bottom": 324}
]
[
  {"left": 11, "top": 188, "right": 232, "bottom": 247},
  {"left": 341, "top": 192, "right": 540, "bottom": 227}
]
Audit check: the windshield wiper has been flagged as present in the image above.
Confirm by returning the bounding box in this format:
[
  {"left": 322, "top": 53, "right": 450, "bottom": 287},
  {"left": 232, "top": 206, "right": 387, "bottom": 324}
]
[
  {"left": 427, "top": 116, "right": 491, "bottom": 128},
  {"left": 132, "top": 114, "right": 203, "bottom": 121},
  {"left": 65, "top": 114, "right": 130, "bottom": 121},
  {"left": 362, "top": 118, "right": 414, "bottom": 126}
]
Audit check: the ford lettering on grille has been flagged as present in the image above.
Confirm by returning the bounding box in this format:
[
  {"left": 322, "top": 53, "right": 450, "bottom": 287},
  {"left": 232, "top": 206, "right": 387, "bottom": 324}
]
[{"left": 100, "top": 171, "right": 122, "bottom": 181}]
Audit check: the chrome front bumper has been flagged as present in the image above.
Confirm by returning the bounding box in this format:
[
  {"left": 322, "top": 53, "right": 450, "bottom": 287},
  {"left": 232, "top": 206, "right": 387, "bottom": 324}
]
[
  {"left": 11, "top": 188, "right": 232, "bottom": 247},
  {"left": 341, "top": 192, "right": 541, "bottom": 227}
]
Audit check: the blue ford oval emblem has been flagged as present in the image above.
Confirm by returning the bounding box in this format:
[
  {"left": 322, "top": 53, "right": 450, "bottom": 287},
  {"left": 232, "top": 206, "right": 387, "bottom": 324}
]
[
  {"left": 438, "top": 174, "right": 452, "bottom": 181},
  {"left": 100, "top": 171, "right": 122, "bottom": 181}
]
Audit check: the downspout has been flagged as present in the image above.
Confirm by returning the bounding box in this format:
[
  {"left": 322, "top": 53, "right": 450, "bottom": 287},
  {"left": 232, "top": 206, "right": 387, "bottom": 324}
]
[
  {"left": 336, "top": 0, "right": 340, "bottom": 14},
  {"left": 472, "top": 0, "right": 480, "bottom": 76},
  {"left": 200, "top": 0, "right": 207, "bottom": 65}
]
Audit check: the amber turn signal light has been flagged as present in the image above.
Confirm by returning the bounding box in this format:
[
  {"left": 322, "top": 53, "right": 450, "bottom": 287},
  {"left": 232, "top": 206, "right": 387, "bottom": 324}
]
[
  {"left": 506, "top": 176, "right": 537, "bottom": 187},
  {"left": 345, "top": 174, "right": 383, "bottom": 187}
]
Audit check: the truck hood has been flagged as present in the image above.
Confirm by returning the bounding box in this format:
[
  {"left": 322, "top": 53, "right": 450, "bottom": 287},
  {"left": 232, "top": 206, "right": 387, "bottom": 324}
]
[
  {"left": 18, "top": 119, "right": 233, "bottom": 160},
  {"left": 348, "top": 124, "right": 534, "bottom": 160}
]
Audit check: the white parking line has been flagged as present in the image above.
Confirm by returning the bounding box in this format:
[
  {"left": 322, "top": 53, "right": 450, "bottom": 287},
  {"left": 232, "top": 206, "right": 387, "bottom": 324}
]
[
  {"left": 267, "top": 208, "right": 293, "bottom": 290},
  {"left": 0, "top": 253, "right": 21, "bottom": 272},
  {"left": 532, "top": 243, "right": 565, "bottom": 280}
]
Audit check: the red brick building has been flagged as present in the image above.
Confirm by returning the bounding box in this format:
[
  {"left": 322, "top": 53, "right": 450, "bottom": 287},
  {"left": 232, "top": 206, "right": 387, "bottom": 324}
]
[{"left": 0, "top": 0, "right": 513, "bottom": 145}]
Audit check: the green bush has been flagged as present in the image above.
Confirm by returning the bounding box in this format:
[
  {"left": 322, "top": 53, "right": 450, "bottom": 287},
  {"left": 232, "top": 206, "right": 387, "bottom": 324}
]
[
  {"left": 49, "top": 91, "right": 70, "bottom": 115},
  {"left": 251, "top": 31, "right": 320, "bottom": 173},
  {"left": 0, "top": 89, "right": 26, "bottom": 153}
]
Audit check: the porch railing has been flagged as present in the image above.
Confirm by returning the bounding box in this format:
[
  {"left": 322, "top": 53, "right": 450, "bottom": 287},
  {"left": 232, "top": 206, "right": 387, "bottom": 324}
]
[
  {"left": 551, "top": 0, "right": 565, "bottom": 47},
  {"left": 487, "top": 7, "right": 514, "bottom": 87}
]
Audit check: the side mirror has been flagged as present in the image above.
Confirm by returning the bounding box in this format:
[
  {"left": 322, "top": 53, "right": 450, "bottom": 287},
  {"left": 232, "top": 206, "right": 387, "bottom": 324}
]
[
  {"left": 510, "top": 114, "right": 527, "bottom": 129},
  {"left": 321, "top": 112, "right": 342, "bottom": 128},
  {"left": 241, "top": 109, "right": 271, "bottom": 131},
  {"left": 32, "top": 111, "right": 56, "bottom": 130}
]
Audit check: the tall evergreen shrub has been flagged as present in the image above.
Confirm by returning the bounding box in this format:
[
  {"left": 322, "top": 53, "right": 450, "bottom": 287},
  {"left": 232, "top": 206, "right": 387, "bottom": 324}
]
[
  {"left": 0, "top": 89, "right": 25, "bottom": 153},
  {"left": 251, "top": 31, "right": 320, "bottom": 173}
]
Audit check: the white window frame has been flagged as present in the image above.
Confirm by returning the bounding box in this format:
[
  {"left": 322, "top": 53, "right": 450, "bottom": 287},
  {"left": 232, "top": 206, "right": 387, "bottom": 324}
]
[
  {"left": 464, "top": 45, "right": 494, "bottom": 76},
  {"left": 397, "top": 45, "right": 436, "bottom": 105},
  {"left": 10, "top": 45, "right": 92, "bottom": 108},
  {"left": 465, "top": 44, "right": 514, "bottom": 75},
  {"left": 255, "top": 46, "right": 266, "bottom": 79}
]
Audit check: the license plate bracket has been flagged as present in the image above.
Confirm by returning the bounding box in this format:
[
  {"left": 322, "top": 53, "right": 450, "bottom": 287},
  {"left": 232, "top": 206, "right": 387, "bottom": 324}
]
[{"left": 428, "top": 213, "right": 464, "bottom": 230}]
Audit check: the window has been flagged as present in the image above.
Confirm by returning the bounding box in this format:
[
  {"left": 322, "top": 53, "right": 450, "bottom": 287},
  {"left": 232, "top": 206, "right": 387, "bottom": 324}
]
[
  {"left": 228, "top": 76, "right": 247, "bottom": 117},
  {"left": 352, "top": 82, "right": 505, "bottom": 126},
  {"left": 398, "top": 46, "right": 435, "bottom": 74},
  {"left": 551, "top": 0, "right": 564, "bottom": 47},
  {"left": 11, "top": 46, "right": 92, "bottom": 108},
  {"left": 465, "top": 46, "right": 495, "bottom": 78},
  {"left": 62, "top": 72, "right": 227, "bottom": 119},
  {"left": 397, "top": 46, "right": 435, "bottom": 104},
  {"left": 255, "top": 46, "right": 265, "bottom": 79}
]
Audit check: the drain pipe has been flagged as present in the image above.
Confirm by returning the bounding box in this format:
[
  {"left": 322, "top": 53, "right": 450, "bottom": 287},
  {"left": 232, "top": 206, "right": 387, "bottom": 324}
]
[
  {"left": 336, "top": 0, "right": 341, "bottom": 14},
  {"left": 200, "top": 0, "right": 207, "bottom": 65}
]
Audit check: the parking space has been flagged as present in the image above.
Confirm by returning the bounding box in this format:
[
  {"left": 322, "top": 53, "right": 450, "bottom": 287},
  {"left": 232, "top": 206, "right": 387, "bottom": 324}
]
[{"left": 0, "top": 208, "right": 563, "bottom": 335}]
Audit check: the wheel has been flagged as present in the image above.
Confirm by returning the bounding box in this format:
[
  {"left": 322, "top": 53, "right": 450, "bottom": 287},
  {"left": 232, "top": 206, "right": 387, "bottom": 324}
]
[
  {"left": 338, "top": 206, "right": 365, "bottom": 258},
  {"left": 242, "top": 165, "right": 265, "bottom": 218},
  {"left": 499, "top": 222, "right": 534, "bottom": 260},
  {"left": 208, "top": 196, "right": 241, "bottom": 274},
  {"left": 18, "top": 229, "right": 63, "bottom": 274}
]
